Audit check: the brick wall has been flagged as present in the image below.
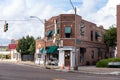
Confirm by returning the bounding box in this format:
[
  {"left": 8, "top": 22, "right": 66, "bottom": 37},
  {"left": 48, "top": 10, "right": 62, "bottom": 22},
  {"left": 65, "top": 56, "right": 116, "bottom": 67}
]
[{"left": 117, "top": 5, "right": 120, "bottom": 58}]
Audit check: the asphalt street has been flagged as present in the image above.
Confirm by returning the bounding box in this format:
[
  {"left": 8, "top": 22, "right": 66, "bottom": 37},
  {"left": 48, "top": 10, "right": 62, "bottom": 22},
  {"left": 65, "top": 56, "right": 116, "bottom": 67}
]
[{"left": 0, "top": 62, "right": 120, "bottom": 80}]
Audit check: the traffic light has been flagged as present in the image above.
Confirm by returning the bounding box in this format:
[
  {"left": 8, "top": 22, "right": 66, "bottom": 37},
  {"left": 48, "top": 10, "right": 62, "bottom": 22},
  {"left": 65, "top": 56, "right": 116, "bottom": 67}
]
[
  {"left": 6, "top": 23, "right": 8, "bottom": 31},
  {"left": 4, "top": 21, "right": 8, "bottom": 32}
]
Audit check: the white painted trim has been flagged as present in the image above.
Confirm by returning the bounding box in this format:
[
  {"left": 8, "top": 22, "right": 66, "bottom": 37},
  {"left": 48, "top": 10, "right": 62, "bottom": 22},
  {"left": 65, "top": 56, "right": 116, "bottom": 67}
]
[{"left": 58, "top": 46, "right": 75, "bottom": 51}]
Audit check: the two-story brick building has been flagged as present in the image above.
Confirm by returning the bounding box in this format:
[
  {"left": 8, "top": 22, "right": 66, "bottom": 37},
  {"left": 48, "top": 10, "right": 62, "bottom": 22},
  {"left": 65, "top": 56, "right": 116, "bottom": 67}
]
[{"left": 35, "top": 14, "right": 113, "bottom": 67}]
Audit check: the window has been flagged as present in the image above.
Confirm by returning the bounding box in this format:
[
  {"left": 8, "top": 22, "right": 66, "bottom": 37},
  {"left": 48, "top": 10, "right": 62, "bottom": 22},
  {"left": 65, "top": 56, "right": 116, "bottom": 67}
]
[
  {"left": 80, "top": 21, "right": 85, "bottom": 36},
  {"left": 80, "top": 48, "right": 86, "bottom": 63},
  {"left": 64, "top": 26, "right": 71, "bottom": 38},
  {"left": 91, "top": 31, "right": 93, "bottom": 41},
  {"left": 46, "top": 30, "right": 54, "bottom": 41},
  {"left": 91, "top": 50, "right": 94, "bottom": 59},
  {"left": 46, "top": 30, "right": 52, "bottom": 37},
  {"left": 95, "top": 32, "right": 100, "bottom": 41},
  {"left": 65, "top": 33, "right": 70, "bottom": 38},
  {"left": 98, "top": 48, "right": 102, "bottom": 59},
  {"left": 57, "top": 28, "right": 59, "bottom": 34}
]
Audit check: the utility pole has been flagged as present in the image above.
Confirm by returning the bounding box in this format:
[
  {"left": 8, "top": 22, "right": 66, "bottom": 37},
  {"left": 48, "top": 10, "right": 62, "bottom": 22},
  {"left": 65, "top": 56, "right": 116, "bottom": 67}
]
[{"left": 69, "top": 0, "right": 78, "bottom": 70}]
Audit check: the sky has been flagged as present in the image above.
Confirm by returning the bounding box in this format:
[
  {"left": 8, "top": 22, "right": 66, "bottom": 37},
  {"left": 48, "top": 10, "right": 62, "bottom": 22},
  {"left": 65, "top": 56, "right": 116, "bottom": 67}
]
[{"left": 0, "top": 0, "right": 120, "bottom": 46}]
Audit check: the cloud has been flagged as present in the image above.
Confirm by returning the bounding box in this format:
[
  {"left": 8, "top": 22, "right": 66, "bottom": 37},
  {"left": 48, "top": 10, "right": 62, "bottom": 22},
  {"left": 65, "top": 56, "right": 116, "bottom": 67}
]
[
  {"left": 0, "top": 0, "right": 120, "bottom": 45},
  {"left": 75, "top": 0, "right": 119, "bottom": 29}
]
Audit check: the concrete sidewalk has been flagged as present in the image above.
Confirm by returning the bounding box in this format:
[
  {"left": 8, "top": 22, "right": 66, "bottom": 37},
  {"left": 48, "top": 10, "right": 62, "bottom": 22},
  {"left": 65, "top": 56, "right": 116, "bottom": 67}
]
[
  {"left": 77, "top": 66, "right": 120, "bottom": 75},
  {"left": 0, "top": 60, "right": 120, "bottom": 75},
  {"left": 54, "top": 66, "right": 120, "bottom": 75}
]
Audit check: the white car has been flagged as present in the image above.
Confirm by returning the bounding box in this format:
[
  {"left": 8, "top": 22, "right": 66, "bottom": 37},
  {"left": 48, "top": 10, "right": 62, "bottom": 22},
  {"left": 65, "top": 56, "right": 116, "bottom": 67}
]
[{"left": 48, "top": 58, "right": 58, "bottom": 66}]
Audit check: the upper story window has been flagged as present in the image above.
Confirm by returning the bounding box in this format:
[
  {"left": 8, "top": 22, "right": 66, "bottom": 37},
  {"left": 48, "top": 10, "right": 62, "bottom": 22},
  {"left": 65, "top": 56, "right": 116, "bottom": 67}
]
[
  {"left": 57, "top": 28, "right": 59, "bottom": 34},
  {"left": 95, "top": 32, "right": 100, "bottom": 41},
  {"left": 46, "top": 30, "right": 54, "bottom": 40},
  {"left": 46, "top": 30, "right": 52, "bottom": 36},
  {"left": 64, "top": 26, "right": 71, "bottom": 38},
  {"left": 91, "top": 31, "right": 93, "bottom": 41},
  {"left": 80, "top": 21, "right": 85, "bottom": 36}
]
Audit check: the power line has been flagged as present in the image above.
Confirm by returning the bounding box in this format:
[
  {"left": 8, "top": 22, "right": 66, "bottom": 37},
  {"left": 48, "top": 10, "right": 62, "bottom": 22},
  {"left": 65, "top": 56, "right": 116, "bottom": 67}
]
[{"left": 0, "top": 19, "right": 28, "bottom": 22}]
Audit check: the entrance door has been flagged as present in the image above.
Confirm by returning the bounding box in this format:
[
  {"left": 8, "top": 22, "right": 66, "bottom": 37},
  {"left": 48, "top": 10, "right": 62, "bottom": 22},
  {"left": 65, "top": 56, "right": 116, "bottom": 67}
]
[{"left": 64, "top": 50, "right": 70, "bottom": 66}]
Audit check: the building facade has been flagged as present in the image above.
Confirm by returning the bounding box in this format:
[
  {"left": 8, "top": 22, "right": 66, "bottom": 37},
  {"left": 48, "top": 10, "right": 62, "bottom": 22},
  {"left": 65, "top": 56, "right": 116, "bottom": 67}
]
[
  {"left": 117, "top": 5, "right": 120, "bottom": 58},
  {"left": 35, "top": 39, "right": 46, "bottom": 64},
  {"left": 35, "top": 14, "right": 113, "bottom": 67}
]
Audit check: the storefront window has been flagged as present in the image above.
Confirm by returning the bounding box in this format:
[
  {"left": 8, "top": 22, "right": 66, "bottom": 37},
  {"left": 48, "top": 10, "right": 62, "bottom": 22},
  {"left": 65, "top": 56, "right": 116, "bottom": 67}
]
[{"left": 80, "top": 48, "right": 86, "bottom": 63}]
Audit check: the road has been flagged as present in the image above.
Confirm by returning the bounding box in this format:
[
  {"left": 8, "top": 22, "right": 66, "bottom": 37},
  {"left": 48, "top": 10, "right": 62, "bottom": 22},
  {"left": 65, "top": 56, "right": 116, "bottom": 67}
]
[{"left": 0, "top": 62, "right": 120, "bottom": 80}]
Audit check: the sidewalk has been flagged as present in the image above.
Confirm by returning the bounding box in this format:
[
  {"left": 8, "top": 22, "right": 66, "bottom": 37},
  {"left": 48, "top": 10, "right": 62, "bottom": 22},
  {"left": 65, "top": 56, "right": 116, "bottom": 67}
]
[
  {"left": 54, "top": 66, "right": 120, "bottom": 75},
  {"left": 0, "top": 60, "right": 120, "bottom": 75},
  {"left": 77, "top": 66, "right": 120, "bottom": 75}
]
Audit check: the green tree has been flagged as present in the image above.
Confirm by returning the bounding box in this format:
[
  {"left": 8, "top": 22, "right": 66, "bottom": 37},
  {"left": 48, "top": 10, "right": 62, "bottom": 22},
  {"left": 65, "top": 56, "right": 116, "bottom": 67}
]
[
  {"left": 36, "top": 36, "right": 41, "bottom": 40},
  {"left": 16, "top": 35, "right": 35, "bottom": 55},
  {"left": 104, "top": 25, "right": 117, "bottom": 48}
]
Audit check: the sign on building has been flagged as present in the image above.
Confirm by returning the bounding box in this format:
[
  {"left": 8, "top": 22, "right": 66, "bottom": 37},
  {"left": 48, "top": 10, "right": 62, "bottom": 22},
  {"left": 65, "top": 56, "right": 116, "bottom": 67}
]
[{"left": 8, "top": 44, "right": 16, "bottom": 50}]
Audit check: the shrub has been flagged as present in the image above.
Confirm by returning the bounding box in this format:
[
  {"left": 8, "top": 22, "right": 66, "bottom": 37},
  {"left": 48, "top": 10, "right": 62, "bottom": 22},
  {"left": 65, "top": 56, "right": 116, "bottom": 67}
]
[{"left": 96, "top": 58, "right": 120, "bottom": 67}]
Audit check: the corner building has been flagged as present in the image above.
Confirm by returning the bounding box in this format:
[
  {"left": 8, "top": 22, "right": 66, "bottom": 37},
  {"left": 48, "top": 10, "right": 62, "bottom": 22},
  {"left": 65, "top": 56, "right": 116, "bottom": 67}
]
[{"left": 36, "top": 14, "right": 113, "bottom": 67}]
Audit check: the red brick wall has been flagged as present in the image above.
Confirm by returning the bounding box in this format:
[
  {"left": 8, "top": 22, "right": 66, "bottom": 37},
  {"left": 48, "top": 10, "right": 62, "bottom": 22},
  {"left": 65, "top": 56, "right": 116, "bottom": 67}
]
[
  {"left": 36, "top": 39, "right": 45, "bottom": 49},
  {"left": 117, "top": 5, "right": 120, "bottom": 58}
]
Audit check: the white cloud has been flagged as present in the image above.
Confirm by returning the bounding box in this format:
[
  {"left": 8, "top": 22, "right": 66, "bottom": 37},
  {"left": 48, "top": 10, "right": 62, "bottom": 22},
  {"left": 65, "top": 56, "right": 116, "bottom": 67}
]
[
  {"left": 0, "top": 0, "right": 120, "bottom": 45},
  {"left": 75, "top": 0, "right": 120, "bottom": 29}
]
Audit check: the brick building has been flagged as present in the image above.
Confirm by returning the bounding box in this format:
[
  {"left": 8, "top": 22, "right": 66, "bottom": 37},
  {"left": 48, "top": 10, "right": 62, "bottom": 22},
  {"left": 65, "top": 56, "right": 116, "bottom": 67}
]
[
  {"left": 35, "top": 14, "right": 113, "bottom": 67},
  {"left": 117, "top": 5, "right": 120, "bottom": 58}
]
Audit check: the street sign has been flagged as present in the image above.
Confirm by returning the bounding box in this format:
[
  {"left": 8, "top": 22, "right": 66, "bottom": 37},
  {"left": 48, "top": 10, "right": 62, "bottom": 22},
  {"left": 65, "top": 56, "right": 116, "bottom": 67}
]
[{"left": 8, "top": 44, "right": 16, "bottom": 50}]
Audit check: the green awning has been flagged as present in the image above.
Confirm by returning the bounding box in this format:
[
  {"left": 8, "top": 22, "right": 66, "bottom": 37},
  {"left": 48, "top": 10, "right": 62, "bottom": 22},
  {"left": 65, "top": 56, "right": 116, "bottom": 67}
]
[
  {"left": 64, "top": 27, "right": 71, "bottom": 34},
  {"left": 47, "top": 46, "right": 58, "bottom": 54},
  {"left": 51, "top": 31, "right": 55, "bottom": 36},
  {"left": 46, "top": 30, "right": 52, "bottom": 37},
  {"left": 39, "top": 48, "right": 44, "bottom": 53}
]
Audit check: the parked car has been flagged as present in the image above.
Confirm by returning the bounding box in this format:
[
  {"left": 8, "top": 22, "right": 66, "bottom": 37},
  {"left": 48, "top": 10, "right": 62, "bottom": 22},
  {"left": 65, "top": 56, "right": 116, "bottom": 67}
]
[{"left": 48, "top": 58, "right": 58, "bottom": 66}]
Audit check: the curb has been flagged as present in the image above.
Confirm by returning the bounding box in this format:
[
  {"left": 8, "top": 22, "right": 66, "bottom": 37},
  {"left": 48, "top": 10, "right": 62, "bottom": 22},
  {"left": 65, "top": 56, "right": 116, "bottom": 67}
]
[{"left": 54, "top": 68, "right": 120, "bottom": 76}]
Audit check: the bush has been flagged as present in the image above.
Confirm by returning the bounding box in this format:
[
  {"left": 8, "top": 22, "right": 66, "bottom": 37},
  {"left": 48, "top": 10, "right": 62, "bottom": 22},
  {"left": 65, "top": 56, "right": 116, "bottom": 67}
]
[
  {"left": 96, "top": 58, "right": 120, "bottom": 67},
  {"left": 0, "top": 54, "right": 11, "bottom": 59}
]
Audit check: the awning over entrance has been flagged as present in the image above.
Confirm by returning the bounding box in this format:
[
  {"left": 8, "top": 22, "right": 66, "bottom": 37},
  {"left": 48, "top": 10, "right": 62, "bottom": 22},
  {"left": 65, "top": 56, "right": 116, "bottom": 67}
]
[
  {"left": 40, "top": 46, "right": 58, "bottom": 54},
  {"left": 64, "top": 27, "right": 71, "bottom": 34},
  {"left": 47, "top": 46, "right": 58, "bottom": 54}
]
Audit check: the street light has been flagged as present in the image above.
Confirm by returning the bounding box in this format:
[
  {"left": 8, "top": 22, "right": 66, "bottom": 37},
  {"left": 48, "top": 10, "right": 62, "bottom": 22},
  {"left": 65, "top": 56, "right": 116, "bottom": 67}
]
[
  {"left": 30, "top": 16, "right": 44, "bottom": 24},
  {"left": 69, "top": 0, "right": 78, "bottom": 70},
  {"left": 30, "top": 16, "right": 46, "bottom": 66}
]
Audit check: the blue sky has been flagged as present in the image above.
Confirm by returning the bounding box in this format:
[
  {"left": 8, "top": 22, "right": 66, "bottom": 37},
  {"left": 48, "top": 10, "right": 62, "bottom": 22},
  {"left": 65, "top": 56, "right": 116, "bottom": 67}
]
[{"left": 0, "top": 0, "right": 120, "bottom": 45}]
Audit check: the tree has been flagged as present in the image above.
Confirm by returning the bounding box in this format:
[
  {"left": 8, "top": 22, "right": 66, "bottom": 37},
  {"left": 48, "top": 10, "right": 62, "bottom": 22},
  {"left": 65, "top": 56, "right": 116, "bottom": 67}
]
[
  {"left": 16, "top": 35, "right": 35, "bottom": 55},
  {"left": 104, "top": 25, "right": 117, "bottom": 58},
  {"left": 104, "top": 25, "right": 117, "bottom": 48},
  {"left": 36, "top": 36, "right": 41, "bottom": 40}
]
